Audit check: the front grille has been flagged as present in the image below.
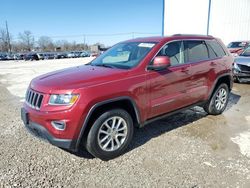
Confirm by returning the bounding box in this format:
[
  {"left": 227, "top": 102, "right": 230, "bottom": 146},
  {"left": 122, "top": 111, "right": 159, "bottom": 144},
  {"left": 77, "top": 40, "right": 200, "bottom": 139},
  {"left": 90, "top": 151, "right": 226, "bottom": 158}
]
[
  {"left": 238, "top": 64, "right": 250, "bottom": 72},
  {"left": 25, "top": 89, "right": 44, "bottom": 110}
]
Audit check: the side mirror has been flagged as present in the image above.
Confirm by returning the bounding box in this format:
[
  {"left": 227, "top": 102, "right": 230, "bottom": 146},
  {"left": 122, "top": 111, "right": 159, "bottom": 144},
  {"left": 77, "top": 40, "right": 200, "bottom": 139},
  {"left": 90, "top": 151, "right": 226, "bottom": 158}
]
[{"left": 148, "top": 56, "right": 171, "bottom": 71}]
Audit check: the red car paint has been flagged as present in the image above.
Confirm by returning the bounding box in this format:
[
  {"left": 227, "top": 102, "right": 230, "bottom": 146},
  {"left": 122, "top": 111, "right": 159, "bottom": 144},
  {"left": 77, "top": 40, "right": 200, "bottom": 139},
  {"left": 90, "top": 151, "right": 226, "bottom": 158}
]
[
  {"left": 228, "top": 41, "right": 249, "bottom": 55},
  {"left": 21, "top": 35, "right": 233, "bottom": 151}
]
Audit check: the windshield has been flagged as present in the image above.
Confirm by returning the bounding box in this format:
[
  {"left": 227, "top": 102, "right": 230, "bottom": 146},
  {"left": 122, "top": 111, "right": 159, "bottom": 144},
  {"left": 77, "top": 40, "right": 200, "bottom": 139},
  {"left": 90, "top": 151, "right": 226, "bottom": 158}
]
[
  {"left": 240, "top": 47, "right": 250, "bottom": 56},
  {"left": 91, "top": 42, "right": 157, "bottom": 69},
  {"left": 227, "top": 42, "right": 246, "bottom": 48}
]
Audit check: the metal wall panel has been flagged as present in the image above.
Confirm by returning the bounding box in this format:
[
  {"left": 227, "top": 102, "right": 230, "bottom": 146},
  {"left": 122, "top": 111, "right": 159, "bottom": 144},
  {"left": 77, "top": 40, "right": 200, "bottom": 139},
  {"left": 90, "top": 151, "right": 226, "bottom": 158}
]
[
  {"left": 164, "top": 0, "right": 250, "bottom": 45},
  {"left": 209, "top": 0, "right": 250, "bottom": 45}
]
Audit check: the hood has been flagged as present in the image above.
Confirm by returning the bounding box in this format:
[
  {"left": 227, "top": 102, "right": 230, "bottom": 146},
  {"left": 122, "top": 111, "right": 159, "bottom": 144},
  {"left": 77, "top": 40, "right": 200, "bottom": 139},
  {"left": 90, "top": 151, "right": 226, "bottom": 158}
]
[
  {"left": 228, "top": 48, "right": 242, "bottom": 53},
  {"left": 234, "top": 56, "right": 250, "bottom": 66},
  {"left": 31, "top": 65, "right": 127, "bottom": 93}
]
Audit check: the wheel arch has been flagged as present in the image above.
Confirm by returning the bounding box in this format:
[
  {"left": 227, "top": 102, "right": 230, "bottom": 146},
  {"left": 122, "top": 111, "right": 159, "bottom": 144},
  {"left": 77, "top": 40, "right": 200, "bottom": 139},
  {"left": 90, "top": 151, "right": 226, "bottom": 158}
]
[
  {"left": 75, "top": 96, "right": 141, "bottom": 150},
  {"left": 208, "top": 73, "right": 233, "bottom": 100}
]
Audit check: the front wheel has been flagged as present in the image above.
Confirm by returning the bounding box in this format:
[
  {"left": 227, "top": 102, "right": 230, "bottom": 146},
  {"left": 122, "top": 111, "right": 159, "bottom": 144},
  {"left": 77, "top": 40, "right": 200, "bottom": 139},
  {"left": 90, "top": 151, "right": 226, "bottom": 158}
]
[
  {"left": 86, "top": 109, "right": 134, "bottom": 160},
  {"left": 204, "top": 83, "right": 229, "bottom": 115}
]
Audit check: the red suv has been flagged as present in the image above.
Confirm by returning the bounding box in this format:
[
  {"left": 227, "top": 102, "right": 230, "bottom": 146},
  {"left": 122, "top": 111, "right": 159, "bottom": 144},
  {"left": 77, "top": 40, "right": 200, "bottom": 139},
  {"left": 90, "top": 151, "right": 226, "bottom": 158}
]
[{"left": 21, "top": 35, "right": 233, "bottom": 160}]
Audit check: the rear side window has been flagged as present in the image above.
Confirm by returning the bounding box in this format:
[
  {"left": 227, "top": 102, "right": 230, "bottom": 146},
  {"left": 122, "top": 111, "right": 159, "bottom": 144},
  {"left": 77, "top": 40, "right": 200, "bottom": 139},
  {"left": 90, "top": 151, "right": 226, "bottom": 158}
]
[
  {"left": 184, "top": 41, "right": 209, "bottom": 62},
  {"left": 206, "top": 40, "right": 226, "bottom": 57}
]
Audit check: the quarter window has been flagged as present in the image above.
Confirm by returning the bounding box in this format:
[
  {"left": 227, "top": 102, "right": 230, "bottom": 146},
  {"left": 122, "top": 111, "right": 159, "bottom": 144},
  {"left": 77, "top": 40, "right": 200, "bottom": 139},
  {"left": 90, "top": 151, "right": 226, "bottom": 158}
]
[{"left": 206, "top": 40, "right": 226, "bottom": 57}]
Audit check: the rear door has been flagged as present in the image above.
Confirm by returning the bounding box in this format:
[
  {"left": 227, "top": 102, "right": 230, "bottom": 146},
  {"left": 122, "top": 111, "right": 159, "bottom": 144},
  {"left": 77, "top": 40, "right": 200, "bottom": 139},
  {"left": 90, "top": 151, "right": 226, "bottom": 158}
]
[{"left": 184, "top": 40, "right": 212, "bottom": 104}]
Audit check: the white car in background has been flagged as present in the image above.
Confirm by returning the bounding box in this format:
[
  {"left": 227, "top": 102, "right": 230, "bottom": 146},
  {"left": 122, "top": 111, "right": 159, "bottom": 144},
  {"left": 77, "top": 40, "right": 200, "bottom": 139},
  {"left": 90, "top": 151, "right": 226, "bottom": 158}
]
[{"left": 233, "top": 46, "right": 250, "bottom": 83}]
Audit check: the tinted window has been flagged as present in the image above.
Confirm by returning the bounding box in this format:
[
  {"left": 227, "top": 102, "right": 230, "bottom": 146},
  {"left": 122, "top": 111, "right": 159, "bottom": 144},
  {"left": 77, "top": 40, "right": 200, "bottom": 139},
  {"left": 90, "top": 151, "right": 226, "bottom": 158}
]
[
  {"left": 206, "top": 43, "right": 217, "bottom": 59},
  {"left": 185, "top": 41, "right": 209, "bottom": 62},
  {"left": 206, "top": 40, "right": 226, "bottom": 57},
  {"left": 157, "top": 41, "right": 184, "bottom": 66}
]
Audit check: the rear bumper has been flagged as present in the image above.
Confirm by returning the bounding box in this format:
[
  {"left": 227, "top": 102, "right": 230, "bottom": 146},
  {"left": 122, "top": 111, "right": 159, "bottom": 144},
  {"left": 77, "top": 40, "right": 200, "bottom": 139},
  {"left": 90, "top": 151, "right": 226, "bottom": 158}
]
[{"left": 21, "top": 108, "right": 77, "bottom": 151}]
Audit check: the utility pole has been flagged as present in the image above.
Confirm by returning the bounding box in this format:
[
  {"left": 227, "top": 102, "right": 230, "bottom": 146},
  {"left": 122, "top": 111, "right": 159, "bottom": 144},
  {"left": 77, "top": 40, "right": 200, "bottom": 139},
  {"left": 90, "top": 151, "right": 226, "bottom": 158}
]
[
  {"left": 5, "top": 21, "right": 11, "bottom": 53},
  {"left": 207, "top": 0, "right": 212, "bottom": 35},
  {"left": 162, "top": 0, "right": 165, "bottom": 36},
  {"left": 83, "top": 35, "right": 86, "bottom": 50}
]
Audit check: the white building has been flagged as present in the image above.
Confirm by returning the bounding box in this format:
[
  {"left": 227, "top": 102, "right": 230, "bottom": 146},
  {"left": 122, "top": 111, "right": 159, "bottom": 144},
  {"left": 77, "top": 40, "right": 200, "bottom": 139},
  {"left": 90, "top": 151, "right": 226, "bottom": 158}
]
[{"left": 163, "top": 0, "right": 250, "bottom": 45}]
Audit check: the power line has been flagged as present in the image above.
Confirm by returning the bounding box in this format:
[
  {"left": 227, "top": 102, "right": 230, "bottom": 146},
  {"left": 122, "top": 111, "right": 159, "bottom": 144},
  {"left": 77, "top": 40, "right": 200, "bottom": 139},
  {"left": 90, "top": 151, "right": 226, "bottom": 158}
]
[{"left": 10, "top": 32, "right": 160, "bottom": 40}]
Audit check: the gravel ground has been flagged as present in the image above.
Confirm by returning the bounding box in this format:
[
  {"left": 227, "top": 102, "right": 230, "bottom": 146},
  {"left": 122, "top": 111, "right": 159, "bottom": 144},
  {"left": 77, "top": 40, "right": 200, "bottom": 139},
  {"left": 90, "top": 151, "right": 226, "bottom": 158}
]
[{"left": 0, "top": 59, "right": 250, "bottom": 187}]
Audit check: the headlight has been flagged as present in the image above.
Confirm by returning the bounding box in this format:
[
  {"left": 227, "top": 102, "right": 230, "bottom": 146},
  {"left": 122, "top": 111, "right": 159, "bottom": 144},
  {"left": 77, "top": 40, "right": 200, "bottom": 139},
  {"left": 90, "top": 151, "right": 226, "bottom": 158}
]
[
  {"left": 49, "top": 94, "right": 79, "bottom": 105},
  {"left": 233, "top": 63, "right": 240, "bottom": 71}
]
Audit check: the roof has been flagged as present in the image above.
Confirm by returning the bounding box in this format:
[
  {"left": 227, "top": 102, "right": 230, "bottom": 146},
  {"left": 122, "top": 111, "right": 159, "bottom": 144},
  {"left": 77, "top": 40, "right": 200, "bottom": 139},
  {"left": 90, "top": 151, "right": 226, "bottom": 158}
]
[{"left": 123, "top": 34, "right": 215, "bottom": 43}]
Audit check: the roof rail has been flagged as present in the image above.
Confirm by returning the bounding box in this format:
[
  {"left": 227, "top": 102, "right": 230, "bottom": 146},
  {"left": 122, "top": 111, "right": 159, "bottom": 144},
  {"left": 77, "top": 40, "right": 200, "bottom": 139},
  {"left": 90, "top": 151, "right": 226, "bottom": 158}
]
[{"left": 172, "top": 34, "right": 213, "bottom": 37}]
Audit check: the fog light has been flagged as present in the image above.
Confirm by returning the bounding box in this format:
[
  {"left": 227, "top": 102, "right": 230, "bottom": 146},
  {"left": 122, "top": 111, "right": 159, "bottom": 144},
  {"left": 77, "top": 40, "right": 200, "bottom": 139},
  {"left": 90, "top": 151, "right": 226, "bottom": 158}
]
[{"left": 51, "top": 121, "right": 66, "bottom": 131}]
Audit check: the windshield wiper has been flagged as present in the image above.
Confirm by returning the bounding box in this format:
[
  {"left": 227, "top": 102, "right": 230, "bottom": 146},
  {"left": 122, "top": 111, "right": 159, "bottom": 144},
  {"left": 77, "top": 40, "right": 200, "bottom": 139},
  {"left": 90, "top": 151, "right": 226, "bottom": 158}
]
[{"left": 93, "top": 64, "right": 117, "bottom": 69}]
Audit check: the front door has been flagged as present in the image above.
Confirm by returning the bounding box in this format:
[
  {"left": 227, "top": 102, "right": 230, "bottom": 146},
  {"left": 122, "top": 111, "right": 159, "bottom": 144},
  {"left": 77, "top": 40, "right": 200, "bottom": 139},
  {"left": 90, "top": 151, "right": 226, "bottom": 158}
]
[{"left": 147, "top": 41, "right": 192, "bottom": 118}]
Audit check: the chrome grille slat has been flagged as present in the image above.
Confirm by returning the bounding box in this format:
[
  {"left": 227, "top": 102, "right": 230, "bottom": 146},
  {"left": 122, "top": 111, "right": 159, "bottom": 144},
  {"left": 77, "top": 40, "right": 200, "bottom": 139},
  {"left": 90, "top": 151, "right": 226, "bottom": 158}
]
[
  {"left": 238, "top": 64, "right": 250, "bottom": 72},
  {"left": 35, "top": 93, "right": 40, "bottom": 107},
  {"left": 27, "top": 91, "right": 31, "bottom": 102},
  {"left": 30, "top": 92, "right": 34, "bottom": 104},
  {"left": 25, "top": 89, "right": 44, "bottom": 110}
]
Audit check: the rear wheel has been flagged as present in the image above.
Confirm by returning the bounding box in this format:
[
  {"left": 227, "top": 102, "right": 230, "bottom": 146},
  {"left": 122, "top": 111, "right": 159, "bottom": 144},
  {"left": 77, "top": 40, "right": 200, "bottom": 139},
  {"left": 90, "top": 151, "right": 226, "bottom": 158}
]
[
  {"left": 86, "top": 109, "right": 134, "bottom": 160},
  {"left": 204, "top": 83, "right": 229, "bottom": 115}
]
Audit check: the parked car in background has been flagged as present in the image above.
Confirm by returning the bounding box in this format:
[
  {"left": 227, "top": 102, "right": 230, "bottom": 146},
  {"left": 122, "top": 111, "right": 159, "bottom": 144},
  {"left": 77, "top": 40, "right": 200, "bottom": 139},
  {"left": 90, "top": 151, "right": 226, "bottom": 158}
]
[
  {"left": 233, "top": 46, "right": 250, "bottom": 83},
  {"left": 55, "top": 52, "right": 68, "bottom": 59},
  {"left": 44, "top": 53, "right": 56, "bottom": 60},
  {"left": 0, "top": 54, "right": 8, "bottom": 61},
  {"left": 227, "top": 41, "right": 249, "bottom": 56},
  {"left": 80, "top": 51, "right": 90, "bottom": 57},
  {"left": 67, "top": 51, "right": 76, "bottom": 58},
  {"left": 90, "top": 52, "right": 99, "bottom": 57},
  {"left": 21, "top": 34, "right": 233, "bottom": 160},
  {"left": 24, "top": 53, "right": 39, "bottom": 61},
  {"left": 13, "top": 54, "right": 23, "bottom": 60},
  {"left": 37, "top": 53, "right": 45, "bottom": 60}
]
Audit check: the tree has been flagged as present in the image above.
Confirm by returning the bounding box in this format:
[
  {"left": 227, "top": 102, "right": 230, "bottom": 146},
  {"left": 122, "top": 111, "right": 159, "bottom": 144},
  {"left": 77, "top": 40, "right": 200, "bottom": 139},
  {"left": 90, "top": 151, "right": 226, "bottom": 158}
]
[
  {"left": 37, "top": 36, "right": 54, "bottom": 51},
  {"left": 0, "top": 28, "right": 10, "bottom": 52},
  {"left": 19, "top": 30, "right": 34, "bottom": 51}
]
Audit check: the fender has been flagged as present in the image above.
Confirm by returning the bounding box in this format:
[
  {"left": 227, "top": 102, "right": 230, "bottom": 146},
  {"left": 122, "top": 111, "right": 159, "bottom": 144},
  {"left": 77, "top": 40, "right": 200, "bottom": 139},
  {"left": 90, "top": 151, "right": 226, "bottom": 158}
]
[{"left": 75, "top": 96, "right": 141, "bottom": 150}]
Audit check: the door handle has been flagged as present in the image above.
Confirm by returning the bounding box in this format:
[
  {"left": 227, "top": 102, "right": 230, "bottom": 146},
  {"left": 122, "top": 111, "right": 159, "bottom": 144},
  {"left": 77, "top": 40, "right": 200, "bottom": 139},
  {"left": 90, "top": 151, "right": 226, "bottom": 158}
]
[
  {"left": 181, "top": 68, "right": 189, "bottom": 73},
  {"left": 210, "top": 62, "right": 216, "bottom": 66}
]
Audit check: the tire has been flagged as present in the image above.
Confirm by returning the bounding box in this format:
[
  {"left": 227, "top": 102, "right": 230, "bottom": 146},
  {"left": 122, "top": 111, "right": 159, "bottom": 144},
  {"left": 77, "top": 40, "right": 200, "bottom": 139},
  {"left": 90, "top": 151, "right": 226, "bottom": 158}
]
[
  {"left": 86, "top": 109, "right": 134, "bottom": 161},
  {"left": 203, "top": 83, "right": 229, "bottom": 115}
]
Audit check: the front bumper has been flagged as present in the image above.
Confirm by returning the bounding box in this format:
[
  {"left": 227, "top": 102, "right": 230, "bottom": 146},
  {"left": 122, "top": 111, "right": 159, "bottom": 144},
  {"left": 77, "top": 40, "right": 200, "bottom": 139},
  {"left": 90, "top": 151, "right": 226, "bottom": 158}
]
[
  {"left": 233, "top": 70, "right": 250, "bottom": 78},
  {"left": 21, "top": 107, "right": 77, "bottom": 151}
]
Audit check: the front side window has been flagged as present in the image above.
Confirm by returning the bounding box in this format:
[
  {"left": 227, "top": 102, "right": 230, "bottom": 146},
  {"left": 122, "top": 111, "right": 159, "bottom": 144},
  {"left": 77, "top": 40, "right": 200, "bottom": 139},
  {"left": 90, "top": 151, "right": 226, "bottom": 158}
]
[
  {"left": 157, "top": 41, "right": 185, "bottom": 66},
  {"left": 91, "top": 42, "right": 156, "bottom": 69},
  {"left": 185, "top": 40, "right": 209, "bottom": 63}
]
